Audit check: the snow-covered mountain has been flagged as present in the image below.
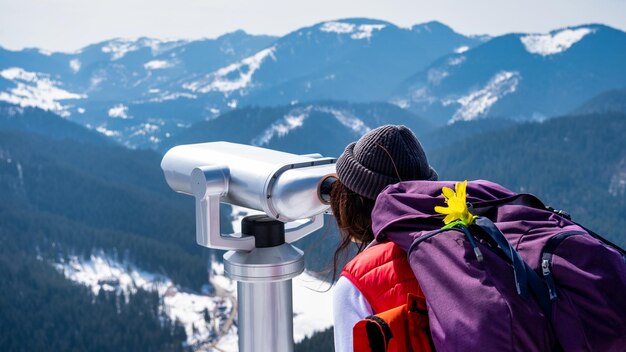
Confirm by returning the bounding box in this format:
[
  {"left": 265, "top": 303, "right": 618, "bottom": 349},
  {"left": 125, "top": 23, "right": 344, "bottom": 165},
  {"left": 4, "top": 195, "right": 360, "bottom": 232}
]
[
  {"left": 0, "top": 31, "right": 277, "bottom": 102},
  {"left": 181, "top": 19, "right": 481, "bottom": 106},
  {"left": 2, "top": 20, "right": 625, "bottom": 148},
  {"left": 0, "top": 19, "right": 480, "bottom": 148},
  {"left": 391, "top": 24, "right": 626, "bottom": 124}
]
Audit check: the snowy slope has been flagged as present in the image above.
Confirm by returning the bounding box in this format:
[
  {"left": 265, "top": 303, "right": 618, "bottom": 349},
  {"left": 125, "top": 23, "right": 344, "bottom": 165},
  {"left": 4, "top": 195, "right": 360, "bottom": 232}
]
[
  {"left": 55, "top": 252, "right": 333, "bottom": 351},
  {"left": 392, "top": 24, "right": 626, "bottom": 125}
]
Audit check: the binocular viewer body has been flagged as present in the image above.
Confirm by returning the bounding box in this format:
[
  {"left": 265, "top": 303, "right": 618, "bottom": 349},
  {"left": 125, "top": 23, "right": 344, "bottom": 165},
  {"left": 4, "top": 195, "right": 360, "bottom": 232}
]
[
  {"left": 162, "top": 141, "right": 336, "bottom": 351},
  {"left": 161, "top": 142, "right": 337, "bottom": 251}
]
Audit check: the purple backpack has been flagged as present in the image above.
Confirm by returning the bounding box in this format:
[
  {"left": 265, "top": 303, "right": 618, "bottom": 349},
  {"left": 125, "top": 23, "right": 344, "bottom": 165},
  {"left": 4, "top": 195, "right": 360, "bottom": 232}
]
[{"left": 372, "top": 180, "right": 626, "bottom": 352}]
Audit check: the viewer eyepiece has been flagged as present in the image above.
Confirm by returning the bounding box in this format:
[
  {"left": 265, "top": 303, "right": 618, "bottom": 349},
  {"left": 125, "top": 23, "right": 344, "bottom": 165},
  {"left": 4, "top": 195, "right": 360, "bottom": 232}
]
[{"left": 319, "top": 174, "right": 337, "bottom": 204}]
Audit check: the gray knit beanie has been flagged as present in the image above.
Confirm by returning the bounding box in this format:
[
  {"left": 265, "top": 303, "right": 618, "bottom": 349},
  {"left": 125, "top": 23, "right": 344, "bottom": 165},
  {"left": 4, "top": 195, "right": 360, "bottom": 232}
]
[{"left": 335, "top": 125, "right": 438, "bottom": 200}]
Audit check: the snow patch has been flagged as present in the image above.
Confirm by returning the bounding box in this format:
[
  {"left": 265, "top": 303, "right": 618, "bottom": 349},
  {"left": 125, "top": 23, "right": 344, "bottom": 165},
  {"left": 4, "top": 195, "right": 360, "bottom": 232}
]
[
  {"left": 520, "top": 28, "right": 595, "bottom": 56},
  {"left": 609, "top": 159, "right": 626, "bottom": 197},
  {"left": 451, "top": 71, "right": 521, "bottom": 123},
  {"left": 390, "top": 98, "right": 410, "bottom": 109},
  {"left": 130, "top": 123, "right": 159, "bottom": 137},
  {"left": 320, "top": 22, "right": 355, "bottom": 34},
  {"left": 69, "top": 59, "right": 81, "bottom": 73},
  {"left": 351, "top": 24, "right": 386, "bottom": 40},
  {"left": 448, "top": 56, "right": 466, "bottom": 66},
  {"left": 1, "top": 68, "right": 38, "bottom": 81},
  {"left": 183, "top": 46, "right": 276, "bottom": 94},
  {"left": 95, "top": 125, "right": 120, "bottom": 137},
  {"left": 148, "top": 92, "right": 197, "bottom": 103},
  {"left": 427, "top": 68, "right": 449, "bottom": 85},
  {"left": 16, "top": 162, "right": 24, "bottom": 186},
  {"left": 318, "top": 107, "right": 371, "bottom": 135},
  {"left": 292, "top": 272, "right": 334, "bottom": 342},
  {"left": 108, "top": 104, "right": 130, "bottom": 119},
  {"left": 102, "top": 40, "right": 139, "bottom": 60},
  {"left": 144, "top": 60, "right": 173, "bottom": 70},
  {"left": 252, "top": 107, "right": 312, "bottom": 146},
  {"left": 54, "top": 254, "right": 225, "bottom": 348},
  {"left": 411, "top": 87, "right": 438, "bottom": 105},
  {"left": 101, "top": 38, "right": 185, "bottom": 60},
  {"left": 89, "top": 71, "right": 106, "bottom": 90},
  {"left": 455, "top": 46, "right": 470, "bottom": 54},
  {"left": 55, "top": 255, "right": 167, "bottom": 296},
  {"left": 55, "top": 252, "right": 333, "bottom": 350},
  {"left": 0, "top": 67, "right": 85, "bottom": 117},
  {"left": 320, "top": 21, "right": 386, "bottom": 40}
]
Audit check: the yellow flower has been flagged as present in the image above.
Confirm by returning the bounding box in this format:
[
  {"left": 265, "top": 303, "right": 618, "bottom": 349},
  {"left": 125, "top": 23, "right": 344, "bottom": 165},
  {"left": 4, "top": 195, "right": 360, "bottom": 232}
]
[{"left": 434, "top": 180, "right": 476, "bottom": 227}]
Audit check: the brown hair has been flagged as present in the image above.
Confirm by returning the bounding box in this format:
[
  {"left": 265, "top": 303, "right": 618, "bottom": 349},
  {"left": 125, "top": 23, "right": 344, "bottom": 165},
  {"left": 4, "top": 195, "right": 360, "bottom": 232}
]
[{"left": 330, "top": 179, "right": 376, "bottom": 282}]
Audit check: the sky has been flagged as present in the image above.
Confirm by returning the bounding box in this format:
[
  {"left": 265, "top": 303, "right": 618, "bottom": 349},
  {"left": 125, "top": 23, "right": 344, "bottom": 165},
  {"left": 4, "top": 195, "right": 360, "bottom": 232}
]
[{"left": 1, "top": 0, "right": 625, "bottom": 52}]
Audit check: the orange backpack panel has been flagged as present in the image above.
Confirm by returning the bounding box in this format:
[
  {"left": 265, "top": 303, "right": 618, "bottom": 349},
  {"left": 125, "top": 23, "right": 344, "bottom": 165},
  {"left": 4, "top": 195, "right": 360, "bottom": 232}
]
[{"left": 353, "top": 294, "right": 432, "bottom": 352}]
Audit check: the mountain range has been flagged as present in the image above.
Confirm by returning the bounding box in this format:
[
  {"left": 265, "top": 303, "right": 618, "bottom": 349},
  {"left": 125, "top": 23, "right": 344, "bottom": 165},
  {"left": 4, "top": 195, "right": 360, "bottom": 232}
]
[
  {"left": 4, "top": 18, "right": 624, "bottom": 148},
  {"left": 393, "top": 24, "right": 626, "bottom": 124}
]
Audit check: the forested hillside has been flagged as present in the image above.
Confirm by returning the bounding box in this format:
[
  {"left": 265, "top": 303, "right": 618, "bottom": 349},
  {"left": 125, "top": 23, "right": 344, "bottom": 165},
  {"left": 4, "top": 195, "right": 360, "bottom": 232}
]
[
  {"left": 0, "top": 250, "right": 186, "bottom": 351},
  {"left": 0, "top": 125, "right": 238, "bottom": 350}
]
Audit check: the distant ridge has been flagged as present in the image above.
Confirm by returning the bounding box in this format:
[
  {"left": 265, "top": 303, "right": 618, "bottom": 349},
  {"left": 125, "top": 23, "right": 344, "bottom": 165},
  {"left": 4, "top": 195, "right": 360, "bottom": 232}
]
[
  {"left": 0, "top": 103, "right": 108, "bottom": 145},
  {"left": 1, "top": 20, "right": 625, "bottom": 148},
  {"left": 572, "top": 88, "right": 626, "bottom": 115}
]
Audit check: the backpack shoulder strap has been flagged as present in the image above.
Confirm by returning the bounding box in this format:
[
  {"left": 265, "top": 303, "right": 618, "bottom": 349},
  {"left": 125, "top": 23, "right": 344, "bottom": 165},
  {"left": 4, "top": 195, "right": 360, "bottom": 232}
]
[{"left": 473, "top": 217, "right": 553, "bottom": 318}]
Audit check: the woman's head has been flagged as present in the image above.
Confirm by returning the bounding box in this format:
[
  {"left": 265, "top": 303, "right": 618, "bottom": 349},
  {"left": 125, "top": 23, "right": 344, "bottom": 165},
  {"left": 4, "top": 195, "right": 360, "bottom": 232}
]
[
  {"left": 335, "top": 125, "right": 437, "bottom": 200},
  {"left": 330, "top": 125, "right": 436, "bottom": 275}
]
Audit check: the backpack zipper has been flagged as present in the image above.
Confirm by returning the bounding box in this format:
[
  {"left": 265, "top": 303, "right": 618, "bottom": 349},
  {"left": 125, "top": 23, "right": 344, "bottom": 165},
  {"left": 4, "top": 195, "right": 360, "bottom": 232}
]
[{"left": 540, "top": 231, "right": 586, "bottom": 301}]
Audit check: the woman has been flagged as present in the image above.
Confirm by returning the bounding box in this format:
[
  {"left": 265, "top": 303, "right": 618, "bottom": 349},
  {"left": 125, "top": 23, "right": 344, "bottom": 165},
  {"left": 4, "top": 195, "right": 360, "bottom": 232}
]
[{"left": 330, "top": 125, "right": 438, "bottom": 351}]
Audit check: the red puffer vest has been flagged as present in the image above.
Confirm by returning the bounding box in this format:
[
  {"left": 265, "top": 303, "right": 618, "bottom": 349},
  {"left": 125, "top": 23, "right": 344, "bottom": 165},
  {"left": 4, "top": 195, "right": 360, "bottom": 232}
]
[{"left": 341, "top": 241, "right": 424, "bottom": 314}]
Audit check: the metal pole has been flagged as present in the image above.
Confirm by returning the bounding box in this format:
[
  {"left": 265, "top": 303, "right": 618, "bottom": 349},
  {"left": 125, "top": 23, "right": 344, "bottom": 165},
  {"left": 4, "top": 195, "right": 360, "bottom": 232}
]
[
  {"left": 223, "top": 215, "right": 304, "bottom": 352},
  {"left": 238, "top": 280, "right": 294, "bottom": 351}
]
